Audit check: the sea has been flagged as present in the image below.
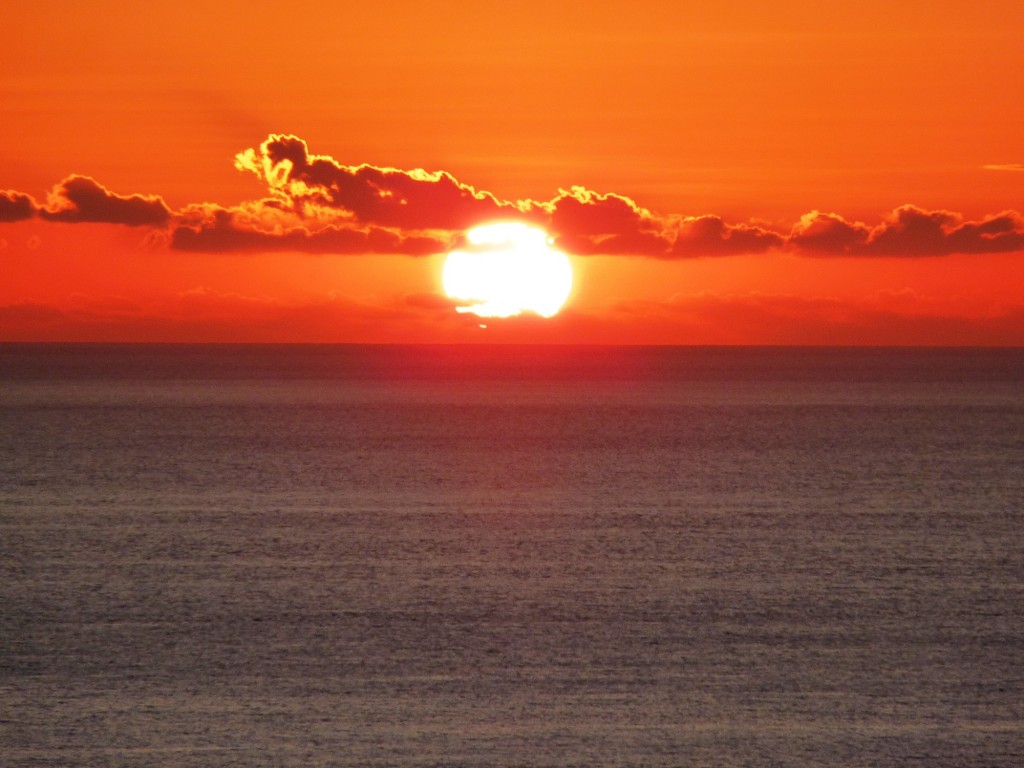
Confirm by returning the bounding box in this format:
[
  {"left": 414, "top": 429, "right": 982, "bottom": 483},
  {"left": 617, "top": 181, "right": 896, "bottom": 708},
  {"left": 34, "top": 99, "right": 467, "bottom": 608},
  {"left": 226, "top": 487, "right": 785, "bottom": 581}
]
[{"left": 1, "top": 343, "right": 1022, "bottom": 767}]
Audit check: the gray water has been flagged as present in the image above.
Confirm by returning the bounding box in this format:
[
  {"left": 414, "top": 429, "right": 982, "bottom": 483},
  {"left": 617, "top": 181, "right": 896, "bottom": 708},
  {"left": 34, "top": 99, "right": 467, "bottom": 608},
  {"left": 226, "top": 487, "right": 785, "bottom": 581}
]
[{"left": 2, "top": 344, "right": 1022, "bottom": 766}]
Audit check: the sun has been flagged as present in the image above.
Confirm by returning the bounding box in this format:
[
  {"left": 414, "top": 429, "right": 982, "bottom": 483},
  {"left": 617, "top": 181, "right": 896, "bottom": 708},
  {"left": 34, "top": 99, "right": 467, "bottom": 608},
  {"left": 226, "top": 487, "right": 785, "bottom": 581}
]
[{"left": 442, "top": 222, "right": 573, "bottom": 318}]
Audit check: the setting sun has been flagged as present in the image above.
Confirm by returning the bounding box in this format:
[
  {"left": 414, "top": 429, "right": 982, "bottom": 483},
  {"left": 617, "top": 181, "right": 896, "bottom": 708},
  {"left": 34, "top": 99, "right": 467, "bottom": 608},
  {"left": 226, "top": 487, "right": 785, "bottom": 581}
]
[
  {"left": 442, "top": 222, "right": 573, "bottom": 319},
  {"left": 2, "top": 1, "right": 1023, "bottom": 346},
  {"left": 3, "top": 3, "right": 1024, "bottom": 766}
]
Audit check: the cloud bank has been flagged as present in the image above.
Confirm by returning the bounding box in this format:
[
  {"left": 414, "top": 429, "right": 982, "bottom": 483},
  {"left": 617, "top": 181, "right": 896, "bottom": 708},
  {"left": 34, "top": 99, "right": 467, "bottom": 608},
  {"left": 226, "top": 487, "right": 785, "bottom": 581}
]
[{"left": 2, "top": 134, "right": 1023, "bottom": 259}]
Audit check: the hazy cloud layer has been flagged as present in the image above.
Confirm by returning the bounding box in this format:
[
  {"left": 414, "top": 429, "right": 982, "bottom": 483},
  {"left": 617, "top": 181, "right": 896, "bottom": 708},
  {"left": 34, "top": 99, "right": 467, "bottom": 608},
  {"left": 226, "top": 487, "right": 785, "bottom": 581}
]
[
  {"left": 0, "top": 290, "right": 485, "bottom": 344},
  {"left": 584, "top": 291, "right": 1024, "bottom": 346},
  {"left": 2, "top": 134, "right": 1023, "bottom": 258},
  {"left": 6, "top": 290, "right": 1023, "bottom": 346}
]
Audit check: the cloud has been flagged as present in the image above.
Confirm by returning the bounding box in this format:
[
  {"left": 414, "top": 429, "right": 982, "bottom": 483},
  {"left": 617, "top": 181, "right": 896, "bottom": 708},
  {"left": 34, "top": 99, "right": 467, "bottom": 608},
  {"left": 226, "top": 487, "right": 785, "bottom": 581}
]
[
  {"left": 543, "top": 186, "right": 671, "bottom": 256},
  {"left": 5, "top": 289, "right": 1024, "bottom": 345},
  {"left": 1, "top": 190, "right": 38, "bottom": 222},
  {"left": 0, "top": 301, "right": 67, "bottom": 324},
  {"left": 539, "top": 188, "right": 786, "bottom": 258},
  {"left": 584, "top": 291, "right": 1024, "bottom": 346},
  {"left": 1, "top": 134, "right": 1022, "bottom": 259},
  {"left": 983, "top": 163, "right": 1024, "bottom": 172},
  {"left": 40, "top": 175, "right": 172, "bottom": 227},
  {"left": 791, "top": 205, "right": 1024, "bottom": 257},
  {"left": 227, "top": 137, "right": 792, "bottom": 259},
  {"left": 170, "top": 206, "right": 448, "bottom": 255},
  {"left": 164, "top": 286, "right": 507, "bottom": 343},
  {"left": 787, "top": 211, "right": 871, "bottom": 255},
  {"left": 235, "top": 134, "right": 522, "bottom": 230},
  {"left": 402, "top": 291, "right": 463, "bottom": 311},
  {"left": 671, "top": 215, "right": 785, "bottom": 257},
  {"left": 866, "top": 206, "right": 1024, "bottom": 256},
  {"left": 0, "top": 289, "right": 465, "bottom": 343}
]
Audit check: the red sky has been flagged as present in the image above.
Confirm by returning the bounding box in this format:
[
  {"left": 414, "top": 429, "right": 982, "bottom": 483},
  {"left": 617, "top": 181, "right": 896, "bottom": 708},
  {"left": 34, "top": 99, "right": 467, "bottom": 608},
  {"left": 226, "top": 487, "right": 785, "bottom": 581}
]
[{"left": 2, "top": 0, "right": 1023, "bottom": 345}]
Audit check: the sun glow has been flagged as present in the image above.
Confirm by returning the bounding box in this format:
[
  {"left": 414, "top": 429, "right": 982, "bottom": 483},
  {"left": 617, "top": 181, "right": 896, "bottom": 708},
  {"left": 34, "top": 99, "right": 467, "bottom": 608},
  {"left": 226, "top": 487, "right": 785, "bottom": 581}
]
[{"left": 442, "top": 222, "right": 573, "bottom": 318}]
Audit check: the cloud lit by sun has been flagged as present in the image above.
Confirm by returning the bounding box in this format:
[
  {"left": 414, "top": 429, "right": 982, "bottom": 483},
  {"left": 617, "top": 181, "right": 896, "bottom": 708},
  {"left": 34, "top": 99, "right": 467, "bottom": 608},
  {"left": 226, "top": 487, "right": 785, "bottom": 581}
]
[{"left": 442, "top": 222, "right": 573, "bottom": 319}]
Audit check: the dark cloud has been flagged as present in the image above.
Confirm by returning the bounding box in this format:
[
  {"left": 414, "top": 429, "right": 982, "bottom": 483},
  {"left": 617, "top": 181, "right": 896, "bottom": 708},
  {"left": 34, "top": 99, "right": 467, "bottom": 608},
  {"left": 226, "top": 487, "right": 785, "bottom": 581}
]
[
  {"left": 0, "top": 190, "right": 38, "bottom": 222},
  {"left": 40, "top": 175, "right": 172, "bottom": 227},
  {"left": 542, "top": 188, "right": 784, "bottom": 258},
  {"left": 2, "top": 135, "right": 1022, "bottom": 260},
  {"left": 877, "top": 206, "right": 1024, "bottom": 255},
  {"left": 788, "top": 211, "right": 872, "bottom": 254},
  {"left": 866, "top": 206, "right": 967, "bottom": 256},
  {"left": 170, "top": 207, "right": 447, "bottom": 255},
  {"left": 236, "top": 134, "right": 519, "bottom": 230},
  {"left": 545, "top": 187, "right": 672, "bottom": 256},
  {"left": 671, "top": 215, "right": 784, "bottom": 257},
  {"left": 791, "top": 205, "right": 1024, "bottom": 257}
]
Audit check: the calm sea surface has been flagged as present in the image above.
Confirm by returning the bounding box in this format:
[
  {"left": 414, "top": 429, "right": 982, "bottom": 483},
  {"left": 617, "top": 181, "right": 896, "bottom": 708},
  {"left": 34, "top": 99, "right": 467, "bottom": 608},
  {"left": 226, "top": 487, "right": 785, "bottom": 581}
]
[{"left": 1, "top": 344, "right": 1022, "bottom": 767}]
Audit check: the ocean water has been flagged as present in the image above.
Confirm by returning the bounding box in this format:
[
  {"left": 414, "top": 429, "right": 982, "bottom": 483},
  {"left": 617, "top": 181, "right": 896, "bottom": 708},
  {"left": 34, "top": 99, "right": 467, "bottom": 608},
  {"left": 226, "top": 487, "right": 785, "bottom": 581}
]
[{"left": 1, "top": 343, "right": 1022, "bottom": 767}]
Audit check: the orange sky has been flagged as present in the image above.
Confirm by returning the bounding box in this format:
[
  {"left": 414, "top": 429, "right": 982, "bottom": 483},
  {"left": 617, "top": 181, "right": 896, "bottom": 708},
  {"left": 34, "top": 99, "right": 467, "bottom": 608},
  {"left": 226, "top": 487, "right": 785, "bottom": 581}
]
[{"left": 2, "top": 0, "right": 1023, "bottom": 344}]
